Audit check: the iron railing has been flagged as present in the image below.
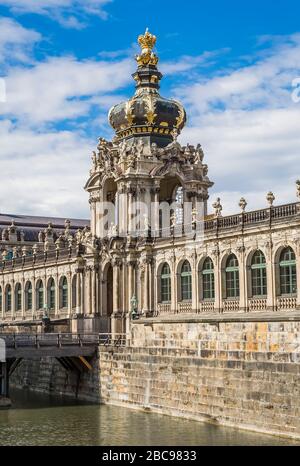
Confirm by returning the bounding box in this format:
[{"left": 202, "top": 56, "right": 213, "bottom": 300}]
[{"left": 0, "top": 332, "right": 127, "bottom": 349}]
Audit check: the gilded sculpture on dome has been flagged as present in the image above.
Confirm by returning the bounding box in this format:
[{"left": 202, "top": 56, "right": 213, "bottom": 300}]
[
  {"left": 144, "top": 94, "right": 157, "bottom": 124},
  {"left": 136, "top": 28, "right": 159, "bottom": 67}
]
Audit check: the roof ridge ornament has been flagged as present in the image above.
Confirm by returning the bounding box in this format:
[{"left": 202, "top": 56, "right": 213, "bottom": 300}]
[{"left": 136, "top": 28, "right": 159, "bottom": 67}]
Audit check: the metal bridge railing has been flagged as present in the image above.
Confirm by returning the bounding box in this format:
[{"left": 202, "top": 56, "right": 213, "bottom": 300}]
[{"left": 0, "top": 333, "right": 127, "bottom": 350}]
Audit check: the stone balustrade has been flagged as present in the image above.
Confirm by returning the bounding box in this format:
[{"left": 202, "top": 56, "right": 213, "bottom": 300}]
[
  {"left": 178, "top": 301, "right": 192, "bottom": 313},
  {"left": 248, "top": 298, "right": 268, "bottom": 312},
  {"left": 277, "top": 297, "right": 297, "bottom": 310},
  {"left": 205, "top": 201, "right": 299, "bottom": 233},
  {"left": 199, "top": 301, "right": 215, "bottom": 313},
  {"left": 0, "top": 247, "right": 79, "bottom": 272}
]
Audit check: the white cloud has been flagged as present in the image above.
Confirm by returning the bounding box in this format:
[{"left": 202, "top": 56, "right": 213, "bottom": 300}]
[
  {"left": 0, "top": 25, "right": 299, "bottom": 218},
  {"left": 1, "top": 55, "right": 133, "bottom": 124},
  {"left": 0, "top": 0, "right": 112, "bottom": 28},
  {"left": 0, "top": 119, "right": 92, "bottom": 217},
  {"left": 178, "top": 35, "right": 300, "bottom": 214},
  {"left": 161, "top": 51, "right": 221, "bottom": 75},
  {"left": 0, "top": 17, "right": 41, "bottom": 64}
]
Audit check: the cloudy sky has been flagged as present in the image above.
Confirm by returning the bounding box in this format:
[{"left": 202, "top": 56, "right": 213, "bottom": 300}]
[{"left": 0, "top": 0, "right": 299, "bottom": 219}]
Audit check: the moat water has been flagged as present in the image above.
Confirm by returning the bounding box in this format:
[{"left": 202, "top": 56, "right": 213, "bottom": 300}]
[{"left": 0, "top": 389, "right": 298, "bottom": 446}]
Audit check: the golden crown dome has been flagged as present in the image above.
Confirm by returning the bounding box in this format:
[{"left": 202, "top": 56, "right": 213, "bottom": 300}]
[{"left": 108, "top": 29, "right": 186, "bottom": 147}]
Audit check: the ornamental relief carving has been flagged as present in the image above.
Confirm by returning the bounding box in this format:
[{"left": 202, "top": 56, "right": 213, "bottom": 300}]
[{"left": 293, "top": 239, "right": 300, "bottom": 254}]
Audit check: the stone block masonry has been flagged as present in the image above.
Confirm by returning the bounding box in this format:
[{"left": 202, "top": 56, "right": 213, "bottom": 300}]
[
  {"left": 99, "top": 320, "right": 300, "bottom": 440},
  {"left": 9, "top": 318, "right": 300, "bottom": 440},
  {"left": 11, "top": 356, "right": 101, "bottom": 403}
]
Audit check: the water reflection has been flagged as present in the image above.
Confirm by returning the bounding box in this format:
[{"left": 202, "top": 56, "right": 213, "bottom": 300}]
[{"left": 0, "top": 389, "right": 297, "bottom": 446}]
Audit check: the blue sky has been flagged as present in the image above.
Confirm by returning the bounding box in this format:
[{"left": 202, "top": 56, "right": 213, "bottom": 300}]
[{"left": 0, "top": 0, "right": 299, "bottom": 218}]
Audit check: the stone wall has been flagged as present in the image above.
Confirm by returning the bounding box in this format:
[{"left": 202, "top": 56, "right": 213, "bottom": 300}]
[
  {"left": 99, "top": 319, "right": 300, "bottom": 439},
  {"left": 9, "top": 318, "right": 300, "bottom": 439},
  {"left": 10, "top": 357, "right": 100, "bottom": 402}
]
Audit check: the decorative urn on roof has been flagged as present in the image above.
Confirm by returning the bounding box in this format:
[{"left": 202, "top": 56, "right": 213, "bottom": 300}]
[{"left": 108, "top": 29, "right": 187, "bottom": 147}]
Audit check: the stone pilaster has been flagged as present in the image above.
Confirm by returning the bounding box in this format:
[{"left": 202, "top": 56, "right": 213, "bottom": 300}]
[
  {"left": 296, "top": 241, "right": 300, "bottom": 308},
  {"left": 266, "top": 240, "right": 276, "bottom": 311},
  {"left": 76, "top": 270, "right": 81, "bottom": 314},
  {"left": 67, "top": 272, "right": 72, "bottom": 317},
  {"left": 191, "top": 254, "right": 198, "bottom": 313},
  {"left": 21, "top": 276, "right": 25, "bottom": 319},
  {"left": 11, "top": 278, "right": 15, "bottom": 320},
  {"left": 237, "top": 245, "right": 247, "bottom": 312}
]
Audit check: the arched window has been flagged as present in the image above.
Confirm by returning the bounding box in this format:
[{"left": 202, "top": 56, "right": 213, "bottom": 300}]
[
  {"left": 0, "top": 287, "right": 2, "bottom": 313},
  {"left": 25, "top": 282, "right": 32, "bottom": 311},
  {"left": 5, "top": 250, "right": 13, "bottom": 261},
  {"left": 181, "top": 260, "right": 192, "bottom": 301},
  {"left": 48, "top": 278, "right": 55, "bottom": 310},
  {"left": 36, "top": 280, "right": 44, "bottom": 310},
  {"left": 15, "top": 283, "right": 22, "bottom": 311},
  {"left": 279, "top": 247, "right": 297, "bottom": 295},
  {"left": 5, "top": 285, "right": 11, "bottom": 312},
  {"left": 61, "top": 277, "right": 68, "bottom": 308},
  {"left": 251, "top": 251, "right": 267, "bottom": 297},
  {"left": 160, "top": 263, "right": 171, "bottom": 303},
  {"left": 225, "top": 254, "right": 240, "bottom": 298},
  {"left": 202, "top": 257, "right": 215, "bottom": 300}
]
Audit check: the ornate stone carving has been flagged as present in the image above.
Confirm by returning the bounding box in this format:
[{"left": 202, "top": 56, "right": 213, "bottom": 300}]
[
  {"left": 267, "top": 191, "right": 275, "bottom": 206},
  {"left": 136, "top": 29, "right": 159, "bottom": 67},
  {"left": 296, "top": 180, "right": 300, "bottom": 199},
  {"left": 239, "top": 197, "right": 247, "bottom": 213},
  {"left": 213, "top": 198, "right": 222, "bottom": 217},
  {"left": 144, "top": 95, "right": 157, "bottom": 125}
]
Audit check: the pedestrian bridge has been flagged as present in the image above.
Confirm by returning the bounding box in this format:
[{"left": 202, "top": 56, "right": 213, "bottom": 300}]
[{"left": 0, "top": 332, "right": 126, "bottom": 400}]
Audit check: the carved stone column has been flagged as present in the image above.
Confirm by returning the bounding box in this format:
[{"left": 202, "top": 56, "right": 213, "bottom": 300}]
[
  {"left": 118, "top": 183, "right": 127, "bottom": 237},
  {"left": 127, "top": 186, "right": 135, "bottom": 235},
  {"left": 32, "top": 276, "right": 37, "bottom": 319},
  {"left": 91, "top": 266, "right": 97, "bottom": 315},
  {"left": 76, "top": 270, "right": 81, "bottom": 314},
  {"left": 191, "top": 253, "right": 198, "bottom": 312},
  {"left": 295, "top": 241, "right": 300, "bottom": 309},
  {"left": 89, "top": 196, "right": 97, "bottom": 238},
  {"left": 55, "top": 273, "right": 59, "bottom": 317},
  {"left": 112, "top": 260, "right": 120, "bottom": 313},
  {"left": 212, "top": 245, "right": 221, "bottom": 312},
  {"left": 142, "top": 260, "right": 148, "bottom": 313},
  {"left": 67, "top": 271, "right": 72, "bottom": 317},
  {"left": 11, "top": 278, "right": 15, "bottom": 320},
  {"left": 125, "top": 260, "right": 135, "bottom": 335},
  {"left": 151, "top": 186, "right": 160, "bottom": 238},
  {"left": 21, "top": 276, "right": 25, "bottom": 319},
  {"left": 86, "top": 266, "right": 92, "bottom": 315},
  {"left": 266, "top": 240, "right": 275, "bottom": 311},
  {"left": 80, "top": 272, "right": 85, "bottom": 315},
  {"left": 1, "top": 279, "right": 4, "bottom": 319},
  {"left": 127, "top": 260, "right": 135, "bottom": 313},
  {"left": 171, "top": 257, "right": 177, "bottom": 313},
  {"left": 142, "top": 258, "right": 152, "bottom": 315},
  {"left": 137, "top": 264, "right": 143, "bottom": 313},
  {"left": 149, "top": 258, "right": 155, "bottom": 315},
  {"left": 111, "top": 259, "right": 121, "bottom": 336},
  {"left": 237, "top": 244, "right": 247, "bottom": 312}
]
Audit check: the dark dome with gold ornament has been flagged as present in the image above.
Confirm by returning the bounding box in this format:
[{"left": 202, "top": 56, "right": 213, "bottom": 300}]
[{"left": 108, "top": 29, "right": 187, "bottom": 148}]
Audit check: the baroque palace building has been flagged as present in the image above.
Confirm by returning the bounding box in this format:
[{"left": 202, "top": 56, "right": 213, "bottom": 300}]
[{"left": 0, "top": 30, "right": 299, "bottom": 335}]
